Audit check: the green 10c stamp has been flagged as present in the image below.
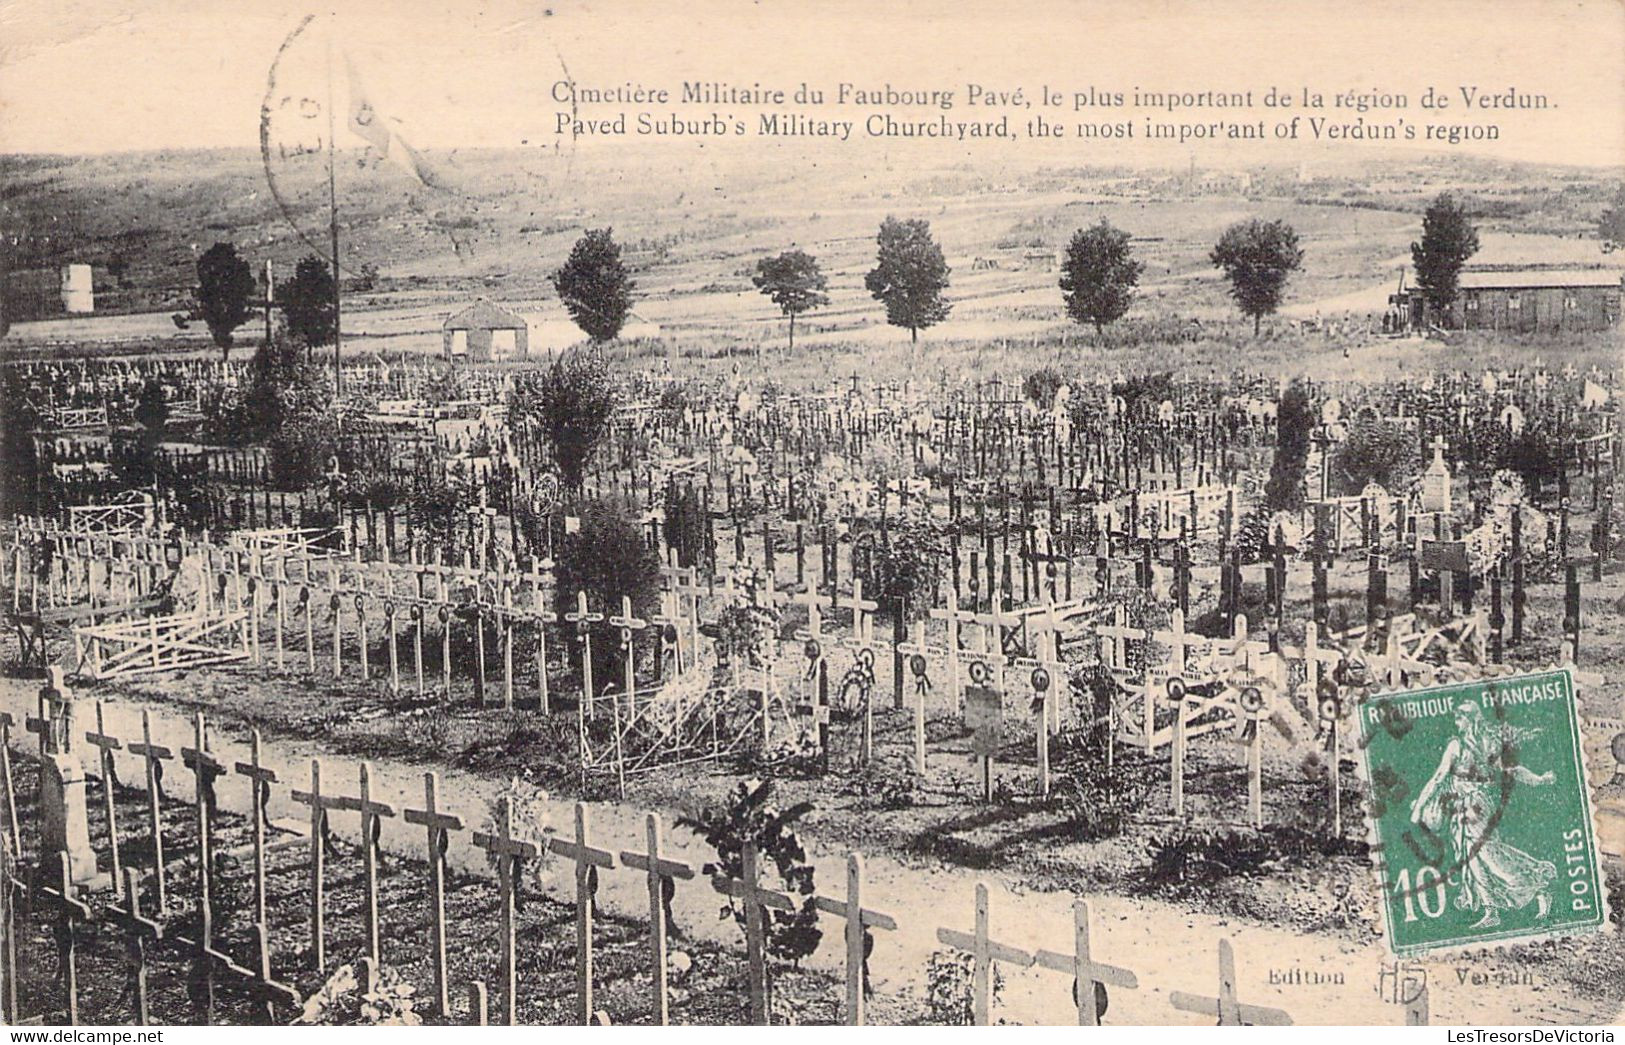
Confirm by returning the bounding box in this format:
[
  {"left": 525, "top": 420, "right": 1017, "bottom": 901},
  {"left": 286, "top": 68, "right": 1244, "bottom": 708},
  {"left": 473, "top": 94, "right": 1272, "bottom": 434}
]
[{"left": 1356, "top": 668, "right": 1606, "bottom": 956}]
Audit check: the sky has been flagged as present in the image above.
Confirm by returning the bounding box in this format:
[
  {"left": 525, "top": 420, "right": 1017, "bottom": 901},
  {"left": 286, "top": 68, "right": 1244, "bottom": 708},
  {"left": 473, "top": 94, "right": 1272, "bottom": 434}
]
[{"left": 1, "top": 0, "right": 1622, "bottom": 167}]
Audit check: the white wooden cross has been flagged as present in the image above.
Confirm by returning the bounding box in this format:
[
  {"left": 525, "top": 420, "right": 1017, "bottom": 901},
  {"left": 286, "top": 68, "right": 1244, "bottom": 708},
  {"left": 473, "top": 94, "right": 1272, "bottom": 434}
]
[
  {"left": 564, "top": 590, "right": 605, "bottom": 706},
  {"left": 1170, "top": 938, "right": 1293, "bottom": 1026},
  {"left": 811, "top": 852, "right": 897, "bottom": 1026},
  {"left": 709, "top": 840, "right": 795, "bottom": 1025},
  {"left": 1097, "top": 605, "right": 1145, "bottom": 677},
  {"left": 1034, "top": 899, "right": 1139, "bottom": 1026},
  {"left": 548, "top": 802, "right": 618, "bottom": 1025},
  {"left": 935, "top": 881, "right": 1035, "bottom": 1026},
  {"left": 527, "top": 565, "right": 557, "bottom": 713},
  {"left": 609, "top": 595, "right": 648, "bottom": 706},
  {"left": 897, "top": 619, "right": 937, "bottom": 774},
  {"left": 403, "top": 771, "right": 463, "bottom": 1018},
  {"left": 619, "top": 812, "right": 696, "bottom": 1026},
  {"left": 471, "top": 795, "right": 536, "bottom": 1026},
  {"left": 928, "top": 586, "right": 978, "bottom": 713},
  {"left": 840, "top": 579, "right": 879, "bottom": 645}
]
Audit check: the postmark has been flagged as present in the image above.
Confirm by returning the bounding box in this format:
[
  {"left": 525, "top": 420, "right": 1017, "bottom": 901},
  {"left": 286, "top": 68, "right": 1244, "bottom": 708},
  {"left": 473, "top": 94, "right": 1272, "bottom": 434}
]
[{"left": 1355, "top": 668, "right": 1607, "bottom": 956}]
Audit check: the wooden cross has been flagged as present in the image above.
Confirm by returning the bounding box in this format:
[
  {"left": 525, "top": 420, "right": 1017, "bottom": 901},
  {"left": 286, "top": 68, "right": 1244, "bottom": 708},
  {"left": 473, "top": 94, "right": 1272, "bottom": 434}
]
[
  {"left": 1097, "top": 606, "right": 1145, "bottom": 676},
  {"left": 291, "top": 758, "right": 348, "bottom": 971},
  {"left": 181, "top": 710, "right": 223, "bottom": 1013},
  {"left": 84, "top": 700, "right": 124, "bottom": 901},
  {"left": 35, "top": 851, "right": 92, "bottom": 1025},
  {"left": 1034, "top": 899, "right": 1138, "bottom": 1026},
  {"left": 1169, "top": 938, "right": 1292, "bottom": 1025},
  {"left": 338, "top": 762, "right": 396, "bottom": 964},
  {"left": 840, "top": 579, "right": 879, "bottom": 644},
  {"left": 710, "top": 840, "right": 795, "bottom": 1025},
  {"left": 619, "top": 812, "right": 696, "bottom": 1026},
  {"left": 228, "top": 729, "right": 283, "bottom": 928},
  {"left": 472, "top": 795, "right": 537, "bottom": 1026},
  {"left": 548, "top": 802, "right": 618, "bottom": 1025},
  {"left": 527, "top": 563, "right": 557, "bottom": 711},
  {"left": 108, "top": 867, "right": 162, "bottom": 1025},
  {"left": 126, "top": 709, "right": 172, "bottom": 913},
  {"left": 564, "top": 590, "right": 605, "bottom": 703},
  {"left": 609, "top": 594, "right": 648, "bottom": 690},
  {"left": 935, "top": 881, "right": 1035, "bottom": 1026},
  {"left": 811, "top": 852, "right": 897, "bottom": 1026},
  {"left": 896, "top": 619, "right": 936, "bottom": 775},
  {"left": 403, "top": 771, "right": 463, "bottom": 1018}
]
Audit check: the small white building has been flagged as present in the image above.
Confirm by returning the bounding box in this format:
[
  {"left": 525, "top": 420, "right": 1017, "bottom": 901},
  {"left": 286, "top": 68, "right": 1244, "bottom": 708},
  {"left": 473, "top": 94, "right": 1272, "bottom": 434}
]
[{"left": 60, "top": 264, "right": 93, "bottom": 314}]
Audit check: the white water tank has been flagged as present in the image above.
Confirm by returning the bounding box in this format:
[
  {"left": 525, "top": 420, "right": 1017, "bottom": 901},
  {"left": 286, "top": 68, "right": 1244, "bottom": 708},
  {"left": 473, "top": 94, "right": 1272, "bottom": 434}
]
[{"left": 60, "top": 264, "right": 94, "bottom": 313}]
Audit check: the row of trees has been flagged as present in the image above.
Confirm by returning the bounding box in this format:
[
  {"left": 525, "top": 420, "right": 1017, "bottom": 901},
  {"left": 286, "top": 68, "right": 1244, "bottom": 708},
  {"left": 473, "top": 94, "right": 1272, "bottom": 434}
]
[
  {"left": 195, "top": 245, "right": 338, "bottom": 359},
  {"left": 194, "top": 193, "right": 1485, "bottom": 358},
  {"left": 556, "top": 194, "right": 1479, "bottom": 346}
]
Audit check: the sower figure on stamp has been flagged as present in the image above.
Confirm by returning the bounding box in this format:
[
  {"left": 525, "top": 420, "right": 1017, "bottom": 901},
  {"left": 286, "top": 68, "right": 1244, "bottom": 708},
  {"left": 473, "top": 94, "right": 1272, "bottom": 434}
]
[{"left": 1408, "top": 698, "right": 1557, "bottom": 929}]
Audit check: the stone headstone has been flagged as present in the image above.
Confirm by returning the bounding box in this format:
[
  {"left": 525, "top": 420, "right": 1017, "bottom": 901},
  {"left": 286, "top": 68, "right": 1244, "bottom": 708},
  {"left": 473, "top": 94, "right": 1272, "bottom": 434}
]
[
  {"left": 1421, "top": 437, "right": 1452, "bottom": 514},
  {"left": 36, "top": 669, "right": 111, "bottom": 891}
]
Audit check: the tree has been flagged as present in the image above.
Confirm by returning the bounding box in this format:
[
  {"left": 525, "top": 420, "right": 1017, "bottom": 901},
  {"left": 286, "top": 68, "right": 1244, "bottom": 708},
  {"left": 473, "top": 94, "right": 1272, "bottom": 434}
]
[
  {"left": 196, "top": 242, "right": 256, "bottom": 358},
  {"left": 508, "top": 347, "right": 619, "bottom": 492},
  {"left": 1265, "top": 380, "right": 1314, "bottom": 512},
  {"left": 864, "top": 216, "right": 951, "bottom": 343},
  {"left": 1059, "top": 219, "right": 1143, "bottom": 334},
  {"left": 277, "top": 255, "right": 338, "bottom": 350},
  {"left": 1411, "top": 193, "right": 1480, "bottom": 324},
  {"left": 552, "top": 496, "right": 662, "bottom": 685},
  {"left": 1209, "top": 218, "right": 1304, "bottom": 335},
  {"left": 553, "top": 228, "right": 634, "bottom": 342},
  {"left": 1599, "top": 183, "right": 1625, "bottom": 253},
  {"left": 752, "top": 249, "right": 829, "bottom": 351}
]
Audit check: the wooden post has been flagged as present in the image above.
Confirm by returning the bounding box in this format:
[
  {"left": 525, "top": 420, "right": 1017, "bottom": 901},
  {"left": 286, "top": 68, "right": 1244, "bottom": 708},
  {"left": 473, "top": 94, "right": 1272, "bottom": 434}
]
[
  {"left": 811, "top": 852, "right": 897, "bottom": 1026},
  {"left": 1033, "top": 899, "right": 1138, "bottom": 1026},
  {"left": 472, "top": 795, "right": 537, "bottom": 1026},
  {"left": 934, "top": 881, "right": 1035, "bottom": 1027},
  {"left": 84, "top": 701, "right": 123, "bottom": 901},
  {"left": 548, "top": 802, "right": 618, "bottom": 1025},
  {"left": 109, "top": 867, "right": 162, "bottom": 1026},
  {"left": 1169, "top": 938, "right": 1293, "bottom": 1025},
  {"left": 232, "top": 729, "right": 278, "bottom": 928},
  {"left": 619, "top": 813, "right": 696, "bottom": 1026},
  {"left": 127, "top": 710, "right": 171, "bottom": 913},
  {"left": 38, "top": 852, "right": 91, "bottom": 1025},
  {"left": 404, "top": 771, "right": 463, "bottom": 1018},
  {"left": 708, "top": 840, "right": 795, "bottom": 1024},
  {"left": 291, "top": 759, "right": 342, "bottom": 971}
]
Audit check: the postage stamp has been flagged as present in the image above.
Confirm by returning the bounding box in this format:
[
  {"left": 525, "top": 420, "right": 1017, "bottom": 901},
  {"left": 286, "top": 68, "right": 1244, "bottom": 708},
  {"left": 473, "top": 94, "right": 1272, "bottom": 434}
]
[{"left": 1356, "top": 668, "right": 1607, "bottom": 956}]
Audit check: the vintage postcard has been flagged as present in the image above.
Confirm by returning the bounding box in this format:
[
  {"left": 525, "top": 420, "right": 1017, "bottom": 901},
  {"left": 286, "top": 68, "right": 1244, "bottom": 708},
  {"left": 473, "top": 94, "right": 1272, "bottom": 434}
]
[{"left": 0, "top": 0, "right": 1621, "bottom": 1030}]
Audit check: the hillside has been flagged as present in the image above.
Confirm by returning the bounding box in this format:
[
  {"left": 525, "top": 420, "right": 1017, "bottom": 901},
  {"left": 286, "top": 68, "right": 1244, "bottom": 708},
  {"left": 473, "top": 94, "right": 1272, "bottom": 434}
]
[{"left": 2, "top": 146, "right": 1620, "bottom": 345}]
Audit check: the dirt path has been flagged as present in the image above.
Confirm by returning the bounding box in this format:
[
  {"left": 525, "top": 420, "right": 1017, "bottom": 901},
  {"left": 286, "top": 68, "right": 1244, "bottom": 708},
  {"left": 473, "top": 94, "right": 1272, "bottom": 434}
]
[{"left": 4, "top": 676, "right": 1617, "bottom": 1026}]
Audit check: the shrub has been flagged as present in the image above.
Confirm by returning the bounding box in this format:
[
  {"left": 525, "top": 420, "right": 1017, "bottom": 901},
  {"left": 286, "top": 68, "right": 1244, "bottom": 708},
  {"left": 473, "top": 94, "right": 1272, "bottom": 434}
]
[
  {"left": 1048, "top": 695, "right": 1151, "bottom": 840},
  {"left": 1330, "top": 416, "right": 1419, "bottom": 496},
  {"left": 677, "top": 779, "right": 822, "bottom": 973},
  {"left": 926, "top": 949, "right": 1005, "bottom": 1025},
  {"left": 552, "top": 497, "right": 662, "bottom": 685},
  {"left": 508, "top": 349, "right": 620, "bottom": 492},
  {"left": 1265, "top": 380, "right": 1313, "bottom": 511},
  {"left": 1023, "top": 366, "right": 1068, "bottom": 410}
]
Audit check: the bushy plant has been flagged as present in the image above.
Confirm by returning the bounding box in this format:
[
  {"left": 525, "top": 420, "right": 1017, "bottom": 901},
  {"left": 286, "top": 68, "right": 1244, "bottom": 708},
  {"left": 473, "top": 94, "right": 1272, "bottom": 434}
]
[
  {"left": 1330, "top": 416, "right": 1419, "bottom": 496},
  {"left": 1265, "top": 380, "right": 1313, "bottom": 511},
  {"left": 552, "top": 497, "right": 662, "bottom": 684},
  {"left": 1023, "top": 366, "right": 1068, "bottom": 410},
  {"left": 677, "top": 779, "right": 822, "bottom": 972},
  {"left": 294, "top": 960, "right": 422, "bottom": 1026},
  {"left": 508, "top": 349, "right": 620, "bottom": 492},
  {"left": 925, "top": 949, "right": 1005, "bottom": 1025}
]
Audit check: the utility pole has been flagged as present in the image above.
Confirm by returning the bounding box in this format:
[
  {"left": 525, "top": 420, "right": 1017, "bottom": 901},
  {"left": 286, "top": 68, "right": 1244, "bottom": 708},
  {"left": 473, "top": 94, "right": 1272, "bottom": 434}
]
[{"left": 325, "top": 24, "right": 343, "bottom": 396}]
